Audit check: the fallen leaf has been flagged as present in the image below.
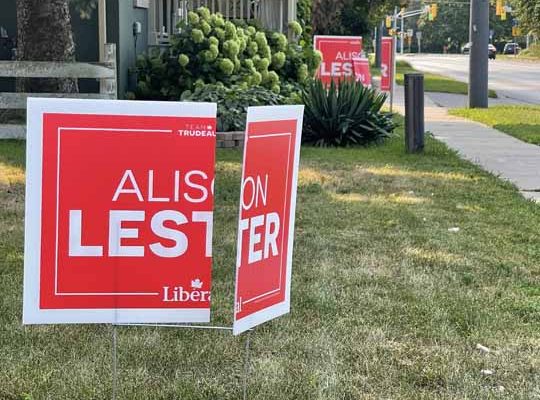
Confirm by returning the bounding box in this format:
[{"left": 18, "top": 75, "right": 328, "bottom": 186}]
[
  {"left": 476, "top": 344, "right": 491, "bottom": 353},
  {"left": 481, "top": 369, "right": 494, "bottom": 376}
]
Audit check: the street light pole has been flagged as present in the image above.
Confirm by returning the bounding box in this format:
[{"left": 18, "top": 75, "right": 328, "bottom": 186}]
[{"left": 468, "top": 0, "right": 489, "bottom": 108}]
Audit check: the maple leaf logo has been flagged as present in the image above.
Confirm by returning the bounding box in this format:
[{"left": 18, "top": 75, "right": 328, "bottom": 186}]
[{"left": 191, "top": 279, "right": 203, "bottom": 289}]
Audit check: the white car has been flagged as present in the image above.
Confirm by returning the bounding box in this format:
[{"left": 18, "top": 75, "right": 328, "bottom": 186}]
[{"left": 461, "top": 42, "right": 497, "bottom": 59}]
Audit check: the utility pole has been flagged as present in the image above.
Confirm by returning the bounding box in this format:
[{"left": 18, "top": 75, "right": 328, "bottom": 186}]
[
  {"left": 390, "top": 6, "right": 398, "bottom": 112},
  {"left": 375, "top": 21, "right": 383, "bottom": 68},
  {"left": 393, "top": 7, "right": 398, "bottom": 72},
  {"left": 468, "top": 0, "right": 489, "bottom": 108},
  {"left": 400, "top": 14, "right": 404, "bottom": 54}
]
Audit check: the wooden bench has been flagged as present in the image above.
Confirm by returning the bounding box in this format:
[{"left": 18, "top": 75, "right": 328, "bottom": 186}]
[{"left": 0, "top": 43, "right": 117, "bottom": 139}]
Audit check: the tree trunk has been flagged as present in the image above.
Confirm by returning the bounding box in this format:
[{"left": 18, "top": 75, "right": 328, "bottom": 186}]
[
  {"left": 311, "top": 0, "right": 346, "bottom": 35},
  {"left": 16, "top": 0, "right": 78, "bottom": 93}
]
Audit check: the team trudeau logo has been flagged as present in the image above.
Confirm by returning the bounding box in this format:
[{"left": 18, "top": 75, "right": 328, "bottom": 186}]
[
  {"left": 178, "top": 123, "right": 216, "bottom": 138},
  {"left": 162, "top": 278, "right": 210, "bottom": 302}
]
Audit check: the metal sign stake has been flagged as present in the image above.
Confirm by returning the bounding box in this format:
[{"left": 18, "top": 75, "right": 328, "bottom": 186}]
[
  {"left": 243, "top": 330, "right": 252, "bottom": 400},
  {"left": 112, "top": 324, "right": 118, "bottom": 400}
]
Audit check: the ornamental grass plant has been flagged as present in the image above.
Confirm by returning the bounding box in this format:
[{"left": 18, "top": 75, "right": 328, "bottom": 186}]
[{"left": 302, "top": 79, "right": 396, "bottom": 147}]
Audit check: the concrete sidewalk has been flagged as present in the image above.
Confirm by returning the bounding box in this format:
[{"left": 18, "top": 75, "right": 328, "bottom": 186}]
[{"left": 392, "top": 86, "right": 540, "bottom": 202}]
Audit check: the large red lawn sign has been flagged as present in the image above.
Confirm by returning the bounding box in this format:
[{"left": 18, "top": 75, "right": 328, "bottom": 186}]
[
  {"left": 314, "top": 35, "right": 363, "bottom": 86},
  {"left": 23, "top": 98, "right": 217, "bottom": 324},
  {"left": 233, "top": 106, "right": 304, "bottom": 335},
  {"left": 380, "top": 37, "right": 394, "bottom": 92}
]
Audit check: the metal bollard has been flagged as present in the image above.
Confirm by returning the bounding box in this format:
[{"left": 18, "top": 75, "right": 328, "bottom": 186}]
[{"left": 404, "top": 73, "right": 425, "bottom": 153}]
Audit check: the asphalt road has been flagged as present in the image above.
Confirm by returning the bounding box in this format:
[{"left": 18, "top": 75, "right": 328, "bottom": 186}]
[{"left": 399, "top": 54, "right": 540, "bottom": 105}]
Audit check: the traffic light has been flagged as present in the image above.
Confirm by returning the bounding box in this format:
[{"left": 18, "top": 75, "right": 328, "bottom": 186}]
[
  {"left": 386, "top": 16, "right": 392, "bottom": 28},
  {"left": 501, "top": 7, "right": 507, "bottom": 20},
  {"left": 496, "top": 0, "right": 503, "bottom": 16},
  {"left": 431, "top": 3, "right": 438, "bottom": 19}
]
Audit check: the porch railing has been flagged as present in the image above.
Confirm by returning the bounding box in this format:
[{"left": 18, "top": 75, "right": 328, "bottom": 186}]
[
  {"left": 0, "top": 44, "right": 117, "bottom": 139},
  {"left": 149, "top": 0, "right": 295, "bottom": 45}
]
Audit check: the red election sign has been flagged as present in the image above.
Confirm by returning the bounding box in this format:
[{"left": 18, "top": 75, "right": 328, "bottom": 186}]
[
  {"left": 314, "top": 35, "right": 363, "bottom": 86},
  {"left": 380, "top": 36, "right": 394, "bottom": 92},
  {"left": 233, "top": 106, "right": 304, "bottom": 335},
  {"left": 352, "top": 57, "right": 372, "bottom": 87},
  {"left": 23, "top": 98, "right": 217, "bottom": 324}
]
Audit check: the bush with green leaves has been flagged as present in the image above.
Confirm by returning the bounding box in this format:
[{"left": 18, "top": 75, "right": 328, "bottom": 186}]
[
  {"left": 181, "top": 84, "right": 285, "bottom": 132},
  {"left": 302, "top": 79, "right": 396, "bottom": 147},
  {"left": 133, "top": 7, "right": 322, "bottom": 101},
  {"left": 296, "top": 0, "right": 313, "bottom": 45}
]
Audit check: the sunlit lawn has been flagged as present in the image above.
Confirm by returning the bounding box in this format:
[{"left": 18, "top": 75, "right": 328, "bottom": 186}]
[
  {"left": 1, "top": 121, "right": 540, "bottom": 398},
  {"left": 395, "top": 62, "right": 498, "bottom": 98},
  {"left": 370, "top": 60, "right": 497, "bottom": 98},
  {"left": 450, "top": 105, "right": 540, "bottom": 146}
]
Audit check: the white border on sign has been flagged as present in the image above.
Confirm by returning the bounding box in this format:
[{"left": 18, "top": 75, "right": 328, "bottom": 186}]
[
  {"left": 23, "top": 98, "right": 217, "bottom": 325},
  {"left": 314, "top": 35, "right": 364, "bottom": 41},
  {"left": 241, "top": 131, "right": 291, "bottom": 306},
  {"left": 314, "top": 35, "right": 364, "bottom": 51},
  {"left": 233, "top": 105, "right": 304, "bottom": 336}
]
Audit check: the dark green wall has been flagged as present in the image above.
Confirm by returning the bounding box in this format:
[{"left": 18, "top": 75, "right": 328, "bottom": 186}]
[
  {"left": 114, "top": 0, "right": 149, "bottom": 97},
  {"left": 71, "top": 6, "right": 100, "bottom": 92},
  {"left": 0, "top": 0, "right": 17, "bottom": 91},
  {"left": 0, "top": 0, "right": 17, "bottom": 41}
]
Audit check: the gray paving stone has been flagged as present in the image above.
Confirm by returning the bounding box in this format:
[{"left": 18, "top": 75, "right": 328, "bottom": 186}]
[{"left": 391, "top": 85, "right": 540, "bottom": 200}]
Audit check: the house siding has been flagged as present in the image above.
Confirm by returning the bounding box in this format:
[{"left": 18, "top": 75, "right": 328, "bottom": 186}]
[{"left": 115, "top": 0, "right": 148, "bottom": 97}]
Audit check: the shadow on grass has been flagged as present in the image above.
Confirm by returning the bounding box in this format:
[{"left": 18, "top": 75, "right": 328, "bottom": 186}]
[
  {"left": 0, "top": 139, "right": 25, "bottom": 168},
  {"left": 494, "top": 124, "right": 540, "bottom": 146}
]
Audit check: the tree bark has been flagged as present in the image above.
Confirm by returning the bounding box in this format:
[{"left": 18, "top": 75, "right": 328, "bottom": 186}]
[
  {"left": 16, "top": 0, "right": 78, "bottom": 93},
  {"left": 311, "top": 0, "right": 346, "bottom": 34}
]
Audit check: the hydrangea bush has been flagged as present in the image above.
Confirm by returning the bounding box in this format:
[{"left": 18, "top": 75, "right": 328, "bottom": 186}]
[{"left": 133, "top": 7, "right": 322, "bottom": 100}]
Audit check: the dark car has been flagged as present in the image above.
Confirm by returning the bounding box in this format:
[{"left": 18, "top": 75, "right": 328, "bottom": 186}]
[
  {"left": 461, "top": 42, "right": 497, "bottom": 59},
  {"left": 503, "top": 42, "right": 521, "bottom": 54}
]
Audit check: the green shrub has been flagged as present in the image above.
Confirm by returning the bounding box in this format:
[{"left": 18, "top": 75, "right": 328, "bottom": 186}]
[
  {"left": 296, "top": 0, "right": 313, "bottom": 44},
  {"left": 133, "top": 7, "right": 322, "bottom": 100},
  {"left": 302, "top": 79, "right": 396, "bottom": 147},
  {"left": 181, "top": 84, "right": 285, "bottom": 132}
]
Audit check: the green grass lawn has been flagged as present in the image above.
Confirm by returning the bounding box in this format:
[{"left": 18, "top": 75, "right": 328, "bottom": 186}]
[
  {"left": 2, "top": 123, "right": 540, "bottom": 398},
  {"left": 450, "top": 105, "right": 540, "bottom": 146},
  {"left": 395, "top": 62, "right": 498, "bottom": 98},
  {"left": 371, "top": 60, "right": 497, "bottom": 98}
]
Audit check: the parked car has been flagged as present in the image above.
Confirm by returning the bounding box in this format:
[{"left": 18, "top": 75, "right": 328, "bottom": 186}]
[
  {"left": 461, "top": 42, "right": 497, "bottom": 59},
  {"left": 503, "top": 42, "right": 521, "bottom": 54}
]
